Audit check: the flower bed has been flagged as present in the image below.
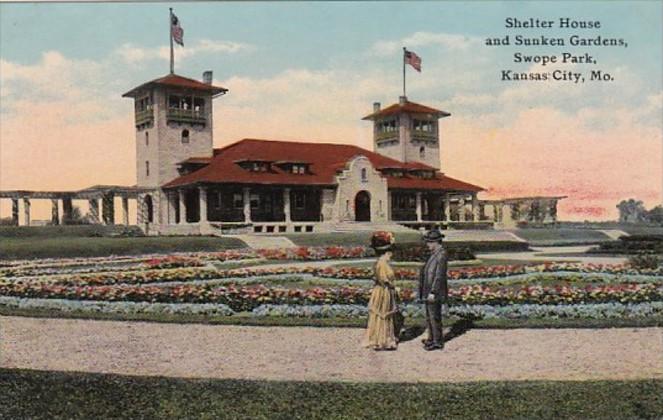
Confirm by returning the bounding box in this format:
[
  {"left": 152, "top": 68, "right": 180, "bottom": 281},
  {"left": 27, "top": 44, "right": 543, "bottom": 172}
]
[
  {"left": 1, "top": 280, "right": 661, "bottom": 312},
  {"left": 251, "top": 302, "right": 663, "bottom": 320}
]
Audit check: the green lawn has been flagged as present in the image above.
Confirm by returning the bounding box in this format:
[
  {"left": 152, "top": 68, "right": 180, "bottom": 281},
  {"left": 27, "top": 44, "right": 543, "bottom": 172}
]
[
  {"left": 2, "top": 368, "right": 661, "bottom": 419},
  {"left": 0, "top": 225, "right": 140, "bottom": 238},
  {"left": 511, "top": 228, "right": 613, "bottom": 246},
  {"left": 0, "top": 236, "right": 246, "bottom": 260},
  {"left": 285, "top": 231, "right": 424, "bottom": 247}
]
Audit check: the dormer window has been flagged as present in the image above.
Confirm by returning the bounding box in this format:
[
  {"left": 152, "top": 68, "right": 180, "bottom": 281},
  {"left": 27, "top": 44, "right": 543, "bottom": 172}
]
[
  {"left": 236, "top": 160, "right": 271, "bottom": 172},
  {"left": 291, "top": 164, "right": 308, "bottom": 174}
]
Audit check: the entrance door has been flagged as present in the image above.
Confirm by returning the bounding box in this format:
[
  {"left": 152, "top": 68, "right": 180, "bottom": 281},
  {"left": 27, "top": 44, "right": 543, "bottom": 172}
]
[{"left": 355, "top": 191, "right": 371, "bottom": 222}]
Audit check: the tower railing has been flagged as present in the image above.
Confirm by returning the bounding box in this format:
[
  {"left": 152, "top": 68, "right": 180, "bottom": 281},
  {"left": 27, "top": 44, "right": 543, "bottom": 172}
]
[{"left": 167, "top": 108, "right": 207, "bottom": 125}]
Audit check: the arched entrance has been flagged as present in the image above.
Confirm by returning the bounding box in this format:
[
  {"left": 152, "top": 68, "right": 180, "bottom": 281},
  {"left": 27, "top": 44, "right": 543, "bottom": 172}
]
[
  {"left": 144, "top": 195, "right": 154, "bottom": 223},
  {"left": 355, "top": 191, "right": 371, "bottom": 222}
]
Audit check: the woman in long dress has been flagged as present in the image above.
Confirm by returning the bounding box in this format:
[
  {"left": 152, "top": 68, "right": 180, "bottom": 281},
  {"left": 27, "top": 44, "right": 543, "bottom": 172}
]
[{"left": 364, "top": 231, "right": 399, "bottom": 351}]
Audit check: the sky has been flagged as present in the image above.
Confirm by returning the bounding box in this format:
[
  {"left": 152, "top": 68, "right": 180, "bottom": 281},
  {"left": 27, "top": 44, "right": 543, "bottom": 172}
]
[{"left": 1, "top": 1, "right": 662, "bottom": 222}]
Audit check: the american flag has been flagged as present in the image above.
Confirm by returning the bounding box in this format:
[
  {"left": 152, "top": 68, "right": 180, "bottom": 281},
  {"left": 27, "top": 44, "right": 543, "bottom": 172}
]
[
  {"left": 404, "top": 49, "right": 422, "bottom": 72},
  {"left": 171, "top": 14, "right": 184, "bottom": 46}
]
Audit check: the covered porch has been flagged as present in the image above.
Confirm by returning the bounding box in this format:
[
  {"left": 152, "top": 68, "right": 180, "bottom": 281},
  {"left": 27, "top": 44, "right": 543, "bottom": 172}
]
[
  {"left": 389, "top": 190, "right": 493, "bottom": 229},
  {"left": 164, "top": 184, "right": 323, "bottom": 233}
]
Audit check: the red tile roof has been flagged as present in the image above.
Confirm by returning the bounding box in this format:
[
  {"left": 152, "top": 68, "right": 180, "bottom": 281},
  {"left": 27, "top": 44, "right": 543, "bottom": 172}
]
[
  {"left": 362, "top": 100, "right": 451, "bottom": 120},
  {"left": 122, "top": 74, "right": 228, "bottom": 98},
  {"left": 164, "top": 139, "right": 482, "bottom": 192}
]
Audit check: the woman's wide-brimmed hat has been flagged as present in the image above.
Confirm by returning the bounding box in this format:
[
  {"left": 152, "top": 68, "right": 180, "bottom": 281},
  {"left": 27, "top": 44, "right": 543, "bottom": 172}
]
[
  {"left": 371, "top": 230, "right": 395, "bottom": 250},
  {"left": 423, "top": 229, "right": 445, "bottom": 243}
]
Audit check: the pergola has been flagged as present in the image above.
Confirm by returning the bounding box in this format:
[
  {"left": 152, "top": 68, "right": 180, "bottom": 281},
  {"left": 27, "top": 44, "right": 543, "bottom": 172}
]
[{"left": 0, "top": 185, "right": 153, "bottom": 226}]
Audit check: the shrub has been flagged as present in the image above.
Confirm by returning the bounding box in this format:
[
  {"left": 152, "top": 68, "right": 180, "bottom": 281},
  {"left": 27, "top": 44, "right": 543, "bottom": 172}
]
[
  {"left": 391, "top": 243, "right": 476, "bottom": 262},
  {"left": 628, "top": 253, "right": 661, "bottom": 270}
]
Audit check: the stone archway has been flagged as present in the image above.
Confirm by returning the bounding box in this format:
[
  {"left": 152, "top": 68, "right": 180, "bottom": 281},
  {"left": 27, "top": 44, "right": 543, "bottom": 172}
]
[{"left": 355, "top": 191, "right": 371, "bottom": 222}]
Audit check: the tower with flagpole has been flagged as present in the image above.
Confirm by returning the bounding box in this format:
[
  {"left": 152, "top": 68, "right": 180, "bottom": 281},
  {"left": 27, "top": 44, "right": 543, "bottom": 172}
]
[
  {"left": 362, "top": 47, "right": 448, "bottom": 170},
  {"left": 122, "top": 8, "right": 227, "bottom": 226}
]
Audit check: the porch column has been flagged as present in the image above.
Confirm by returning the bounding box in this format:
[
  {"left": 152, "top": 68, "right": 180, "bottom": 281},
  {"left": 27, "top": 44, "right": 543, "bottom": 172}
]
[
  {"left": 136, "top": 196, "right": 145, "bottom": 225},
  {"left": 51, "top": 199, "right": 60, "bottom": 225},
  {"left": 102, "top": 193, "right": 115, "bottom": 225},
  {"left": 199, "top": 186, "right": 208, "bottom": 223},
  {"left": 122, "top": 197, "right": 129, "bottom": 225},
  {"left": 415, "top": 192, "right": 422, "bottom": 222},
  {"left": 11, "top": 199, "right": 19, "bottom": 226},
  {"left": 23, "top": 198, "right": 31, "bottom": 226},
  {"left": 178, "top": 190, "right": 186, "bottom": 224},
  {"left": 387, "top": 191, "right": 392, "bottom": 221},
  {"left": 63, "top": 198, "right": 73, "bottom": 224},
  {"left": 471, "top": 193, "right": 479, "bottom": 222},
  {"left": 283, "top": 188, "right": 291, "bottom": 223},
  {"left": 444, "top": 194, "right": 451, "bottom": 222},
  {"left": 458, "top": 197, "right": 466, "bottom": 222},
  {"left": 88, "top": 199, "right": 100, "bottom": 223},
  {"left": 243, "top": 187, "right": 251, "bottom": 223}
]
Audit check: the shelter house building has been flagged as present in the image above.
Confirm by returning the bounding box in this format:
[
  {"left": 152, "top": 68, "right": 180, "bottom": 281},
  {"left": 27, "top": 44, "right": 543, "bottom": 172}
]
[{"left": 0, "top": 70, "right": 564, "bottom": 234}]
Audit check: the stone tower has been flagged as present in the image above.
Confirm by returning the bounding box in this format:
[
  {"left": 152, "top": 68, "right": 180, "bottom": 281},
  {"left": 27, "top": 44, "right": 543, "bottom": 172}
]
[
  {"left": 362, "top": 96, "right": 450, "bottom": 170},
  {"left": 123, "top": 72, "right": 227, "bottom": 225}
]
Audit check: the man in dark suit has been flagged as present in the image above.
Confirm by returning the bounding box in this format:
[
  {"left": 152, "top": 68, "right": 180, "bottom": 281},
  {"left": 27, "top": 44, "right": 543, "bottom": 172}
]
[{"left": 419, "top": 229, "right": 449, "bottom": 351}]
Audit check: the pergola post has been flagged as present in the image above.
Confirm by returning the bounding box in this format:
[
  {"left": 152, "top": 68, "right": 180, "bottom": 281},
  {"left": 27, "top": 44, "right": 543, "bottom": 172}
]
[
  {"left": 23, "top": 198, "right": 31, "bottom": 226},
  {"left": 178, "top": 190, "right": 186, "bottom": 224},
  {"left": 122, "top": 197, "right": 129, "bottom": 226},
  {"left": 102, "top": 193, "right": 115, "bottom": 225},
  {"left": 88, "top": 199, "right": 100, "bottom": 224},
  {"left": 63, "top": 197, "right": 73, "bottom": 224},
  {"left": 415, "top": 192, "right": 422, "bottom": 222},
  {"left": 243, "top": 187, "right": 251, "bottom": 223},
  {"left": 283, "top": 188, "right": 291, "bottom": 223},
  {"left": 50, "top": 199, "right": 60, "bottom": 225},
  {"left": 136, "top": 195, "right": 145, "bottom": 225},
  {"left": 199, "top": 186, "right": 208, "bottom": 223},
  {"left": 11, "top": 199, "right": 19, "bottom": 226}
]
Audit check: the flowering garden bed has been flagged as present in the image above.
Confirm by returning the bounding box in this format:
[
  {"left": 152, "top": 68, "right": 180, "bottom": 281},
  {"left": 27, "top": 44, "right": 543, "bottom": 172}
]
[{"left": 1, "top": 250, "right": 662, "bottom": 322}]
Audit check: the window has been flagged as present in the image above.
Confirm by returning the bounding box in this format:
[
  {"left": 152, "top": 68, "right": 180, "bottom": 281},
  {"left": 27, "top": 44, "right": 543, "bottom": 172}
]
[
  {"left": 233, "top": 193, "right": 243, "bottom": 209},
  {"left": 250, "top": 194, "right": 260, "bottom": 209},
  {"left": 419, "top": 146, "right": 425, "bottom": 158},
  {"left": 294, "top": 192, "right": 305, "bottom": 209},
  {"left": 291, "top": 164, "right": 307, "bottom": 174},
  {"left": 145, "top": 132, "right": 149, "bottom": 147},
  {"left": 181, "top": 129, "right": 190, "bottom": 144},
  {"left": 216, "top": 192, "right": 222, "bottom": 208},
  {"left": 145, "top": 161, "right": 150, "bottom": 177},
  {"left": 377, "top": 118, "right": 397, "bottom": 133},
  {"left": 193, "top": 97, "right": 205, "bottom": 114},
  {"left": 413, "top": 119, "right": 434, "bottom": 132},
  {"left": 361, "top": 168, "right": 368, "bottom": 182}
]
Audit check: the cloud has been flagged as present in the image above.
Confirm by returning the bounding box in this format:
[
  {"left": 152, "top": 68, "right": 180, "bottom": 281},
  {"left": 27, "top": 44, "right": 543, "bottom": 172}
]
[
  {"left": 114, "top": 39, "right": 254, "bottom": 64},
  {"left": 371, "top": 31, "right": 482, "bottom": 56}
]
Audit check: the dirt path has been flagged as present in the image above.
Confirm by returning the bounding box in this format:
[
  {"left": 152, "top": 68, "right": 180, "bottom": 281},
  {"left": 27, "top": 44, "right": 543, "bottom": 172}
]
[{"left": 2, "top": 316, "right": 661, "bottom": 383}]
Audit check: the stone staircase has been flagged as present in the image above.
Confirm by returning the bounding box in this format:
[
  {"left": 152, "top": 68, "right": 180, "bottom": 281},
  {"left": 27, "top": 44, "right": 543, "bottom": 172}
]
[{"left": 327, "top": 222, "right": 415, "bottom": 233}]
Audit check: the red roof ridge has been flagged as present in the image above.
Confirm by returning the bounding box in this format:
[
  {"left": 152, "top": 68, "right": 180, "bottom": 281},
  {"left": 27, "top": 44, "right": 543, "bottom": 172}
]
[
  {"left": 362, "top": 100, "right": 451, "bottom": 120},
  {"left": 123, "top": 73, "right": 228, "bottom": 98}
]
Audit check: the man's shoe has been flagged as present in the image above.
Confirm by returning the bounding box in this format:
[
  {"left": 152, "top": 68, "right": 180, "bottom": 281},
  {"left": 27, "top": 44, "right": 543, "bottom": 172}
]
[
  {"left": 421, "top": 338, "right": 433, "bottom": 346},
  {"left": 424, "top": 343, "right": 444, "bottom": 351}
]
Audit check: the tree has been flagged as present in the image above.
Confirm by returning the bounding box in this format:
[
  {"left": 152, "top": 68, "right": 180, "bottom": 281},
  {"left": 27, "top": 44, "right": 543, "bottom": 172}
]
[
  {"left": 63, "top": 206, "right": 88, "bottom": 225},
  {"left": 647, "top": 205, "right": 663, "bottom": 224},
  {"left": 616, "top": 199, "right": 647, "bottom": 223}
]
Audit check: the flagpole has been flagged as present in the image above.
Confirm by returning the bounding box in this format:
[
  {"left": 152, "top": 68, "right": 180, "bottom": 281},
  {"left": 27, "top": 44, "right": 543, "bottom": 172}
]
[
  {"left": 169, "top": 8, "right": 174, "bottom": 74},
  {"left": 402, "top": 47, "right": 406, "bottom": 98}
]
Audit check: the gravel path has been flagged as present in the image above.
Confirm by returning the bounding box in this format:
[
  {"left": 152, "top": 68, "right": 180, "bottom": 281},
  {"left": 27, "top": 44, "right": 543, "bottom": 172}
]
[{"left": 2, "top": 316, "right": 662, "bottom": 383}]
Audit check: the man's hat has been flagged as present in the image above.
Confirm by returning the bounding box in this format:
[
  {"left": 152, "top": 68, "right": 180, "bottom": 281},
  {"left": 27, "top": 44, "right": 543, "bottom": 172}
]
[{"left": 423, "top": 229, "right": 445, "bottom": 243}]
